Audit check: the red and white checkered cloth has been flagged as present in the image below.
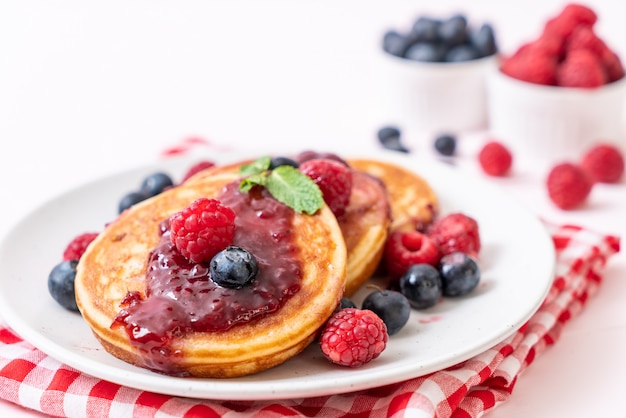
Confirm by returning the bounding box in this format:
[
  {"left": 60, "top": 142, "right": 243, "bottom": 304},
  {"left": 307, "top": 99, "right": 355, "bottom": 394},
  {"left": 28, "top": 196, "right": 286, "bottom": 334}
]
[{"left": 0, "top": 222, "right": 619, "bottom": 417}]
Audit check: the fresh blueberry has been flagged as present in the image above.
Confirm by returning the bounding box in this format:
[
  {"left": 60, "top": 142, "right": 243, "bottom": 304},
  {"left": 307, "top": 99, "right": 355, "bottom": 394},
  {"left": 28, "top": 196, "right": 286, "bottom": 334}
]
[
  {"left": 404, "top": 42, "right": 446, "bottom": 62},
  {"left": 444, "top": 44, "right": 480, "bottom": 62},
  {"left": 377, "top": 125, "right": 409, "bottom": 153},
  {"left": 340, "top": 297, "right": 357, "bottom": 310},
  {"left": 470, "top": 23, "right": 498, "bottom": 57},
  {"left": 269, "top": 156, "right": 299, "bottom": 169},
  {"left": 411, "top": 17, "right": 441, "bottom": 43},
  {"left": 399, "top": 264, "right": 442, "bottom": 309},
  {"left": 439, "top": 252, "right": 480, "bottom": 296},
  {"left": 140, "top": 172, "right": 174, "bottom": 197},
  {"left": 48, "top": 260, "right": 79, "bottom": 312},
  {"left": 383, "top": 30, "right": 410, "bottom": 57},
  {"left": 437, "top": 14, "right": 468, "bottom": 47},
  {"left": 210, "top": 246, "right": 259, "bottom": 288},
  {"left": 434, "top": 134, "right": 457, "bottom": 156},
  {"left": 118, "top": 190, "right": 150, "bottom": 214},
  {"left": 361, "top": 289, "right": 411, "bottom": 335}
]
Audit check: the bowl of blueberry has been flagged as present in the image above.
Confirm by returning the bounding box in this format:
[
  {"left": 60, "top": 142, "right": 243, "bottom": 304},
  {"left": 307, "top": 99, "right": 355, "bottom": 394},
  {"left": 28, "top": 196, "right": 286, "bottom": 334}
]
[{"left": 380, "top": 12, "right": 498, "bottom": 134}]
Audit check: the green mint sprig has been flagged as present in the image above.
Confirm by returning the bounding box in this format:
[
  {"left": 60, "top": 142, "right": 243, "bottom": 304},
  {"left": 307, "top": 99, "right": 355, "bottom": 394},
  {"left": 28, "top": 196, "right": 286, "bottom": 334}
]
[{"left": 239, "top": 157, "right": 324, "bottom": 215}]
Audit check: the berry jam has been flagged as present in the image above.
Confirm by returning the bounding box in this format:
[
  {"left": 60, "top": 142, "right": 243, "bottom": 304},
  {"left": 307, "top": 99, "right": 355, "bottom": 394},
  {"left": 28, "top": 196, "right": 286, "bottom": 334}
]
[{"left": 112, "top": 182, "right": 302, "bottom": 375}]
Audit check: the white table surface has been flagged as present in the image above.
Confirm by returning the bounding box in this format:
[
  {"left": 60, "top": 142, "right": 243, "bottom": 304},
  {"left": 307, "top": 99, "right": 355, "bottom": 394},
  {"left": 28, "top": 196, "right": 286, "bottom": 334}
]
[{"left": 1, "top": 1, "right": 625, "bottom": 417}]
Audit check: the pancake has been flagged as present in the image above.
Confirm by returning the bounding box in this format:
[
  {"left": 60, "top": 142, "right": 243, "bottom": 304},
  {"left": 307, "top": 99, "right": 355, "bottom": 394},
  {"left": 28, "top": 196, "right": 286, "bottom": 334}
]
[
  {"left": 75, "top": 165, "right": 347, "bottom": 378},
  {"left": 347, "top": 159, "right": 438, "bottom": 233}
]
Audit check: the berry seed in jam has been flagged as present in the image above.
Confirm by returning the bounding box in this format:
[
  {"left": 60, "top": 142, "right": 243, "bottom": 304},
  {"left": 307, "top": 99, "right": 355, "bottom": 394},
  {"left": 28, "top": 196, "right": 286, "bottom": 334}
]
[{"left": 112, "top": 181, "right": 302, "bottom": 374}]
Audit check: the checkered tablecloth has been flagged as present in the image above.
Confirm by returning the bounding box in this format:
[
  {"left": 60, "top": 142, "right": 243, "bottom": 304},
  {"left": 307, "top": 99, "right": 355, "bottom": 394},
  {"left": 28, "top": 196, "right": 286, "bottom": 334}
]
[{"left": 0, "top": 222, "right": 619, "bottom": 417}]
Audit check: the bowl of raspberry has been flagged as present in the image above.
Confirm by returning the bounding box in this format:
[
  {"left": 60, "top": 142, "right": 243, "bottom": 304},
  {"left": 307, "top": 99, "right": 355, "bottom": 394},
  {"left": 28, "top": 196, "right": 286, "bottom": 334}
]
[
  {"left": 380, "top": 12, "right": 498, "bottom": 135},
  {"left": 486, "top": 3, "right": 626, "bottom": 164}
]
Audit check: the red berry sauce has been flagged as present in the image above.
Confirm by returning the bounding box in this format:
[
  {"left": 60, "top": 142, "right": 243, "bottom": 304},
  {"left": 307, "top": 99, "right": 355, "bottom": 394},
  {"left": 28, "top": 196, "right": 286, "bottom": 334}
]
[{"left": 112, "top": 182, "right": 302, "bottom": 375}]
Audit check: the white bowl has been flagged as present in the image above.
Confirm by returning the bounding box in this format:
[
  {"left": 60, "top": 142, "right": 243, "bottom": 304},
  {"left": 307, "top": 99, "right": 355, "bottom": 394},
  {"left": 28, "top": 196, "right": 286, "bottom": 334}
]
[
  {"left": 487, "top": 68, "right": 626, "bottom": 164},
  {"left": 379, "top": 53, "right": 497, "bottom": 136}
]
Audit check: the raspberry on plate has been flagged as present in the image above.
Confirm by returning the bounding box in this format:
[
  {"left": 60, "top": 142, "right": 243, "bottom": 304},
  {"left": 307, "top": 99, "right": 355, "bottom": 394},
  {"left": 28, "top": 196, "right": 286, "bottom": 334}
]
[
  {"left": 299, "top": 159, "right": 353, "bottom": 218},
  {"left": 62, "top": 232, "right": 99, "bottom": 261},
  {"left": 580, "top": 143, "right": 624, "bottom": 183},
  {"left": 546, "top": 162, "right": 593, "bottom": 209},
  {"left": 181, "top": 160, "right": 216, "bottom": 183},
  {"left": 169, "top": 198, "right": 236, "bottom": 263},
  {"left": 427, "top": 212, "right": 481, "bottom": 257},
  {"left": 384, "top": 230, "right": 440, "bottom": 279},
  {"left": 478, "top": 141, "right": 513, "bottom": 176},
  {"left": 319, "top": 308, "right": 388, "bottom": 368}
]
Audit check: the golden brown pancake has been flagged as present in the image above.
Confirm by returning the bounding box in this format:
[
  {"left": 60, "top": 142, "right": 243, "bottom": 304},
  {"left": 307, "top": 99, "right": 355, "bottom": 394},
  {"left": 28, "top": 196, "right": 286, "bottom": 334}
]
[
  {"left": 75, "top": 166, "right": 347, "bottom": 378},
  {"left": 347, "top": 159, "right": 438, "bottom": 233}
]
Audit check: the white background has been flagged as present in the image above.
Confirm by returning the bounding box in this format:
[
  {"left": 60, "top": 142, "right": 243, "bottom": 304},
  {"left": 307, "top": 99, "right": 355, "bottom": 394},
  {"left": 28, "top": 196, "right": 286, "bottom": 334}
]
[{"left": 0, "top": 1, "right": 625, "bottom": 417}]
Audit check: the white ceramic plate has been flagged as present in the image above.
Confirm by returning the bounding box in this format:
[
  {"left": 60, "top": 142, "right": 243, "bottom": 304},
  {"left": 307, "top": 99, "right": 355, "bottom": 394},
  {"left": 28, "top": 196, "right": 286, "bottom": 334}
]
[{"left": 0, "top": 150, "right": 555, "bottom": 401}]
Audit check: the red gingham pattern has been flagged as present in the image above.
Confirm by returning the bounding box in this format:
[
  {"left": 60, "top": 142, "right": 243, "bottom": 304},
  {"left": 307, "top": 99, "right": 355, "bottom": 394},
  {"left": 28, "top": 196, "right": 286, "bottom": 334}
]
[{"left": 0, "top": 222, "right": 619, "bottom": 418}]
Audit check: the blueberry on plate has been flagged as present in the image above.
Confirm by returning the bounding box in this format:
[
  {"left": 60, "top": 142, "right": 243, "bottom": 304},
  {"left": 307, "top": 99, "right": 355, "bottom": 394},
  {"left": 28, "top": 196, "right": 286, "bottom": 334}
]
[
  {"left": 399, "top": 264, "right": 442, "bottom": 309},
  {"left": 439, "top": 252, "right": 480, "bottom": 296},
  {"left": 48, "top": 260, "right": 80, "bottom": 312},
  {"left": 210, "top": 246, "right": 259, "bottom": 288},
  {"left": 118, "top": 190, "right": 150, "bottom": 214},
  {"left": 269, "top": 156, "right": 299, "bottom": 169},
  {"left": 140, "top": 172, "right": 174, "bottom": 197},
  {"left": 362, "top": 289, "right": 411, "bottom": 335}
]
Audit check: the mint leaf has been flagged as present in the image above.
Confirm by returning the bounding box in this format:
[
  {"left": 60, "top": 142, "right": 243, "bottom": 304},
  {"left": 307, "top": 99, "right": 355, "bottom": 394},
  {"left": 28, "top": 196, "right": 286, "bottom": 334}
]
[
  {"left": 240, "top": 156, "right": 271, "bottom": 177},
  {"left": 239, "top": 172, "right": 269, "bottom": 192},
  {"left": 266, "top": 166, "right": 323, "bottom": 215}
]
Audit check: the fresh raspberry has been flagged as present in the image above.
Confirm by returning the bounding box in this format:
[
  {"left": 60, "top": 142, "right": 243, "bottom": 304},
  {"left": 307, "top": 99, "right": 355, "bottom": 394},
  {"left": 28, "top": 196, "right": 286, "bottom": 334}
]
[
  {"left": 62, "top": 232, "right": 99, "bottom": 261},
  {"left": 299, "top": 159, "right": 353, "bottom": 218},
  {"left": 546, "top": 163, "right": 593, "bottom": 209},
  {"left": 565, "top": 25, "right": 605, "bottom": 56},
  {"left": 580, "top": 143, "right": 624, "bottom": 183},
  {"left": 557, "top": 49, "right": 607, "bottom": 88},
  {"left": 181, "top": 160, "right": 216, "bottom": 182},
  {"left": 500, "top": 47, "right": 558, "bottom": 85},
  {"left": 600, "top": 48, "right": 625, "bottom": 83},
  {"left": 384, "top": 230, "right": 440, "bottom": 279},
  {"left": 427, "top": 213, "right": 481, "bottom": 258},
  {"left": 319, "top": 308, "right": 388, "bottom": 368},
  {"left": 478, "top": 141, "right": 513, "bottom": 176},
  {"left": 543, "top": 4, "right": 597, "bottom": 40},
  {"left": 169, "top": 198, "right": 236, "bottom": 263}
]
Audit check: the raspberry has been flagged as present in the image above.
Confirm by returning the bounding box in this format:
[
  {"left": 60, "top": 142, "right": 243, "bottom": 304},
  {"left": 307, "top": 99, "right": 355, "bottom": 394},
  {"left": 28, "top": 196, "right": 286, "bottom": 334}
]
[
  {"left": 319, "top": 308, "right": 388, "bottom": 368},
  {"left": 580, "top": 143, "right": 625, "bottom": 183},
  {"left": 543, "top": 4, "right": 597, "bottom": 40},
  {"left": 169, "top": 198, "right": 236, "bottom": 263},
  {"left": 546, "top": 163, "right": 593, "bottom": 209},
  {"left": 181, "top": 160, "right": 216, "bottom": 182},
  {"left": 557, "top": 49, "right": 607, "bottom": 88},
  {"left": 565, "top": 25, "right": 605, "bottom": 56},
  {"left": 600, "top": 48, "right": 625, "bottom": 82},
  {"left": 384, "top": 230, "right": 440, "bottom": 279},
  {"left": 62, "top": 232, "right": 99, "bottom": 261},
  {"left": 299, "top": 159, "right": 353, "bottom": 218},
  {"left": 500, "top": 46, "right": 558, "bottom": 85},
  {"left": 427, "top": 213, "right": 481, "bottom": 257},
  {"left": 478, "top": 141, "right": 513, "bottom": 176}
]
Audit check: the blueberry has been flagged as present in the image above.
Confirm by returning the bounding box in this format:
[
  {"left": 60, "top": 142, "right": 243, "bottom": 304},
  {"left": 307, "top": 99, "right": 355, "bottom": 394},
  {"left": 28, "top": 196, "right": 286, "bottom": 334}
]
[
  {"left": 399, "top": 264, "right": 442, "bottom": 309},
  {"left": 404, "top": 42, "right": 447, "bottom": 62},
  {"left": 140, "top": 172, "right": 174, "bottom": 197},
  {"left": 434, "top": 134, "right": 457, "bottom": 156},
  {"left": 437, "top": 14, "right": 468, "bottom": 47},
  {"left": 269, "top": 156, "right": 299, "bottom": 169},
  {"left": 470, "top": 23, "right": 497, "bottom": 57},
  {"left": 118, "top": 190, "right": 150, "bottom": 214},
  {"left": 439, "top": 252, "right": 480, "bottom": 296},
  {"left": 210, "top": 246, "right": 259, "bottom": 288},
  {"left": 377, "top": 125, "right": 409, "bottom": 153},
  {"left": 339, "top": 297, "right": 357, "bottom": 310},
  {"left": 361, "top": 289, "right": 411, "bottom": 335},
  {"left": 444, "top": 44, "right": 480, "bottom": 62},
  {"left": 411, "top": 17, "right": 441, "bottom": 43},
  {"left": 382, "top": 30, "right": 410, "bottom": 57},
  {"left": 48, "top": 260, "right": 79, "bottom": 312}
]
